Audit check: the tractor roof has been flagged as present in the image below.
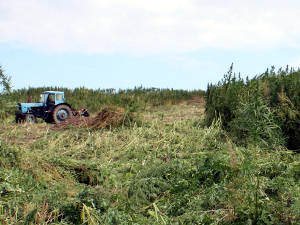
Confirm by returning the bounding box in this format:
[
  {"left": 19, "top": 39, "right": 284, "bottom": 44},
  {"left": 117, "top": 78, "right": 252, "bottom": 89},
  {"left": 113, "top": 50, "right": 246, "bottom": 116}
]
[{"left": 42, "top": 91, "right": 64, "bottom": 94}]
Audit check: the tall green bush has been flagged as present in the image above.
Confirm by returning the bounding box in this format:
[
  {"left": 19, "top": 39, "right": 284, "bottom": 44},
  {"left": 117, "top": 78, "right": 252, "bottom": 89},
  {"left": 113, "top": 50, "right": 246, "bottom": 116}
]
[
  {"left": 0, "top": 65, "right": 11, "bottom": 93},
  {"left": 0, "top": 65, "right": 12, "bottom": 120},
  {"left": 229, "top": 97, "right": 285, "bottom": 148},
  {"left": 205, "top": 65, "right": 300, "bottom": 150}
]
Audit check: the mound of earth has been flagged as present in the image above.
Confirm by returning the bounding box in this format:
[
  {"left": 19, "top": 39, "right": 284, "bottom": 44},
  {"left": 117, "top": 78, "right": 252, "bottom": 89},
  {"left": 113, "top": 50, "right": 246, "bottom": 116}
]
[
  {"left": 88, "top": 107, "right": 125, "bottom": 129},
  {"left": 54, "top": 107, "right": 128, "bottom": 130}
]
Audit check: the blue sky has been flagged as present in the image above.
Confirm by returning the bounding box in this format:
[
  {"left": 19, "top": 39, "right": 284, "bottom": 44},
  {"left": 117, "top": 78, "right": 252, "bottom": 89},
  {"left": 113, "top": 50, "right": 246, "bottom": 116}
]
[{"left": 1, "top": 0, "right": 300, "bottom": 90}]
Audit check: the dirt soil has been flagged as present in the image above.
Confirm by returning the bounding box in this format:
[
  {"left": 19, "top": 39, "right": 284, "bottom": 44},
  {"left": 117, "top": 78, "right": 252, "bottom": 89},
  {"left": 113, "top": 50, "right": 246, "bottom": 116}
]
[
  {"left": 54, "top": 107, "right": 126, "bottom": 130},
  {"left": 144, "top": 96, "right": 206, "bottom": 122},
  {"left": 185, "top": 96, "right": 206, "bottom": 107}
]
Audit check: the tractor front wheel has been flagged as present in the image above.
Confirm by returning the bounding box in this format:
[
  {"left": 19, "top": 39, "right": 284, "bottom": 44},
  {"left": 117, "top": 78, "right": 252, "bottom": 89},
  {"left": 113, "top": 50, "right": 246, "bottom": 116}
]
[
  {"left": 16, "top": 114, "right": 23, "bottom": 123},
  {"left": 25, "top": 114, "right": 37, "bottom": 123},
  {"left": 16, "top": 113, "right": 36, "bottom": 123},
  {"left": 52, "top": 104, "right": 73, "bottom": 124}
]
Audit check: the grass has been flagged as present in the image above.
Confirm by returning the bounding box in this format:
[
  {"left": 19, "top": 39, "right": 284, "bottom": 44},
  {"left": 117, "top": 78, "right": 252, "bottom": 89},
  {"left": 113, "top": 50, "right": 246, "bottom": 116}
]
[{"left": 0, "top": 98, "right": 299, "bottom": 224}]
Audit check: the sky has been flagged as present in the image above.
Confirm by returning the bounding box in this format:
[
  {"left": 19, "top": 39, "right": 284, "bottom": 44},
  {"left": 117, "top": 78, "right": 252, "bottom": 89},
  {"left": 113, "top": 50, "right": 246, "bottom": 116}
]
[{"left": 0, "top": 0, "right": 300, "bottom": 90}]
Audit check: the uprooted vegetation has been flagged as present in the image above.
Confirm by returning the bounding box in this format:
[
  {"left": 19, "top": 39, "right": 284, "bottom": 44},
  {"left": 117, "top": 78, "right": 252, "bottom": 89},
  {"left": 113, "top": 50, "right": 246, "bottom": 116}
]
[
  {"left": 0, "top": 72, "right": 299, "bottom": 224},
  {"left": 1, "top": 117, "right": 299, "bottom": 224},
  {"left": 54, "top": 106, "right": 137, "bottom": 130}
]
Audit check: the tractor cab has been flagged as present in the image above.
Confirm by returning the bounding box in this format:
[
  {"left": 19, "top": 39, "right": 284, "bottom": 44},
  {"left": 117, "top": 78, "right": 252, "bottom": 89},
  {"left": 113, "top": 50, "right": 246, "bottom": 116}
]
[{"left": 40, "top": 91, "right": 65, "bottom": 106}]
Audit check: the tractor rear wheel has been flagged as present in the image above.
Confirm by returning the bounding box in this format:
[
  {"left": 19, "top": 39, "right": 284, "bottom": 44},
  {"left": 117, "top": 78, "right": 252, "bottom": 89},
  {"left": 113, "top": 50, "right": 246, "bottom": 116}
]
[{"left": 52, "top": 104, "right": 73, "bottom": 124}]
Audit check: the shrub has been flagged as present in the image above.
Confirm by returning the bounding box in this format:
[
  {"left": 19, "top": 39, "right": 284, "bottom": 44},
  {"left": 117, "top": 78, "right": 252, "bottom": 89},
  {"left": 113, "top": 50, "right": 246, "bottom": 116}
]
[
  {"left": 205, "top": 65, "right": 300, "bottom": 150},
  {"left": 229, "top": 97, "right": 285, "bottom": 148}
]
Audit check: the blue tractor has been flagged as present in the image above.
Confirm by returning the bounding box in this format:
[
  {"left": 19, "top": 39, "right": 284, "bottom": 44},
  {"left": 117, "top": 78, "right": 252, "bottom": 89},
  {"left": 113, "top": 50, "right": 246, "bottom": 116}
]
[{"left": 16, "top": 91, "right": 89, "bottom": 124}]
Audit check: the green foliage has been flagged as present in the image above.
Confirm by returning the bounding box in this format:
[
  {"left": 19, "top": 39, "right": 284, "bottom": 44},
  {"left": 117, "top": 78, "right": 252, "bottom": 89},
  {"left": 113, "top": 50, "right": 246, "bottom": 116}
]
[
  {"left": 229, "top": 97, "right": 285, "bottom": 148},
  {"left": 0, "top": 143, "right": 19, "bottom": 168},
  {"left": 206, "top": 65, "right": 300, "bottom": 150},
  {"left": 0, "top": 65, "right": 12, "bottom": 120},
  {"left": 0, "top": 65, "right": 11, "bottom": 93}
]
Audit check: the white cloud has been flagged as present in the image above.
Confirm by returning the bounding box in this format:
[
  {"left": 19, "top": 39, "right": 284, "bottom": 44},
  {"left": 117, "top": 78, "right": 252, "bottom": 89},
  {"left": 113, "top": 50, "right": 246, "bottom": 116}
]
[{"left": 1, "top": 0, "right": 300, "bottom": 54}]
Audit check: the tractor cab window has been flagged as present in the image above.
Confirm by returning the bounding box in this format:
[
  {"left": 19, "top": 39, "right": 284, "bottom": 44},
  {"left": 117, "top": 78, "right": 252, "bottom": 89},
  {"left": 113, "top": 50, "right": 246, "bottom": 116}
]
[
  {"left": 40, "top": 93, "right": 47, "bottom": 103},
  {"left": 47, "top": 94, "right": 55, "bottom": 105},
  {"left": 56, "top": 94, "right": 63, "bottom": 101}
]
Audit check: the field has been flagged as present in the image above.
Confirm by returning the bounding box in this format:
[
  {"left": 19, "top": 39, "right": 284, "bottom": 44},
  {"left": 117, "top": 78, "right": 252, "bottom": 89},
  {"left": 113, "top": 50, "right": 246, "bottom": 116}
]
[
  {"left": 0, "top": 67, "right": 300, "bottom": 224},
  {"left": 0, "top": 88, "right": 299, "bottom": 225}
]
